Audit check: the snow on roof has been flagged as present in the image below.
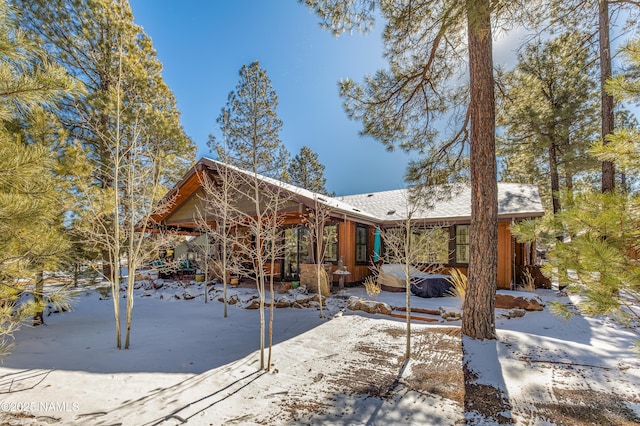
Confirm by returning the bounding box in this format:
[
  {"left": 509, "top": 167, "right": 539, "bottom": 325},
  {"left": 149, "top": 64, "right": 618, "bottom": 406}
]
[
  {"left": 338, "top": 183, "right": 544, "bottom": 223},
  {"left": 200, "top": 158, "right": 543, "bottom": 224},
  {"left": 200, "top": 157, "right": 380, "bottom": 222}
]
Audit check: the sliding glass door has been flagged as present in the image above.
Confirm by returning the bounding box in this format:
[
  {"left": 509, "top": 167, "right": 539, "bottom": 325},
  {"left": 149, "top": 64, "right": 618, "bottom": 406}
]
[{"left": 283, "top": 227, "right": 310, "bottom": 281}]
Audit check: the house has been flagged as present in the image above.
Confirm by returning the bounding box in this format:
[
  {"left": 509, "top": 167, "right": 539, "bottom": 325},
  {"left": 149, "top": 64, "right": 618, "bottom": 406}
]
[{"left": 150, "top": 158, "right": 545, "bottom": 290}]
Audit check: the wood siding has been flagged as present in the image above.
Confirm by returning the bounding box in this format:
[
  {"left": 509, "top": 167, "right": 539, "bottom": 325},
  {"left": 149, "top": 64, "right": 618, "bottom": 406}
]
[{"left": 496, "top": 221, "right": 513, "bottom": 289}]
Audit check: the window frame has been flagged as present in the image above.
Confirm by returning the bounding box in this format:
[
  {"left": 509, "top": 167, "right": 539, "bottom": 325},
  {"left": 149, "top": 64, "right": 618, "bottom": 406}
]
[
  {"left": 453, "top": 224, "right": 470, "bottom": 265},
  {"left": 355, "top": 224, "right": 368, "bottom": 264},
  {"left": 323, "top": 223, "right": 339, "bottom": 263},
  {"left": 411, "top": 227, "right": 451, "bottom": 265}
]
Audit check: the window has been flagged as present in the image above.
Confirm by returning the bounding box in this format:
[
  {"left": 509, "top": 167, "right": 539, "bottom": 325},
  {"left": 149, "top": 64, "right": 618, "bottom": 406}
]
[
  {"left": 355, "top": 225, "right": 368, "bottom": 263},
  {"left": 455, "top": 225, "right": 470, "bottom": 264},
  {"left": 283, "top": 227, "right": 310, "bottom": 280},
  {"left": 412, "top": 228, "right": 450, "bottom": 264},
  {"left": 323, "top": 224, "right": 338, "bottom": 262}
]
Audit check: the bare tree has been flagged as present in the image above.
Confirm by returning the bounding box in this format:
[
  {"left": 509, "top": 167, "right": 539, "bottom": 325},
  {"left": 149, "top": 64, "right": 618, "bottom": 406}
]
[
  {"left": 231, "top": 169, "right": 292, "bottom": 370},
  {"left": 302, "top": 195, "right": 333, "bottom": 318},
  {"left": 79, "top": 44, "right": 181, "bottom": 349},
  {"left": 196, "top": 162, "right": 242, "bottom": 315},
  {"left": 212, "top": 61, "right": 290, "bottom": 370},
  {"left": 380, "top": 191, "right": 449, "bottom": 360},
  {"left": 198, "top": 159, "right": 291, "bottom": 370},
  {"left": 265, "top": 168, "right": 289, "bottom": 370}
]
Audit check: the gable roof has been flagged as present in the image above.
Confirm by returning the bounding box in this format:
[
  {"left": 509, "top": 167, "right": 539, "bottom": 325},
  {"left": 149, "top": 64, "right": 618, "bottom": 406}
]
[
  {"left": 201, "top": 157, "right": 381, "bottom": 223},
  {"left": 154, "top": 158, "right": 545, "bottom": 230}
]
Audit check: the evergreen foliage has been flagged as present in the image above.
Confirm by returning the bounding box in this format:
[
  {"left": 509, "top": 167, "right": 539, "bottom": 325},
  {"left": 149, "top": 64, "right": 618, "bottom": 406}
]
[
  {"left": 303, "top": 0, "right": 534, "bottom": 339},
  {"left": 539, "top": 0, "right": 640, "bottom": 192},
  {"left": 287, "top": 146, "right": 330, "bottom": 195},
  {"left": 214, "top": 61, "right": 288, "bottom": 179},
  {"left": 0, "top": 0, "right": 78, "bottom": 355},
  {"left": 14, "top": 0, "right": 196, "bottom": 190},
  {"left": 496, "top": 31, "right": 600, "bottom": 213},
  {"left": 514, "top": 38, "right": 640, "bottom": 338}
]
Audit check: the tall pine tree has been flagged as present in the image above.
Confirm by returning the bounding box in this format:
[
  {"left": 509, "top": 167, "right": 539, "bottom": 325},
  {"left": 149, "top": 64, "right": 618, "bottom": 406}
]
[
  {"left": 0, "top": 0, "right": 78, "bottom": 353},
  {"left": 214, "top": 61, "right": 288, "bottom": 178},
  {"left": 496, "top": 31, "right": 600, "bottom": 214},
  {"left": 513, "top": 38, "right": 640, "bottom": 340},
  {"left": 214, "top": 61, "right": 289, "bottom": 369},
  {"left": 287, "top": 146, "right": 330, "bottom": 195},
  {"left": 303, "top": 0, "right": 534, "bottom": 339},
  {"left": 14, "top": 0, "right": 196, "bottom": 191}
]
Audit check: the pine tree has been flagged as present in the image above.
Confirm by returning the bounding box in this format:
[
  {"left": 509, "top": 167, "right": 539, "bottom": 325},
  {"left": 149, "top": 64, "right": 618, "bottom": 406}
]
[
  {"left": 542, "top": 0, "right": 640, "bottom": 192},
  {"left": 496, "top": 31, "right": 600, "bottom": 214},
  {"left": 216, "top": 61, "right": 288, "bottom": 178},
  {"left": 302, "top": 0, "right": 534, "bottom": 339},
  {"left": 513, "top": 38, "right": 640, "bottom": 340},
  {"left": 287, "top": 146, "right": 330, "bottom": 195},
  {"left": 15, "top": 0, "right": 196, "bottom": 349},
  {"left": 214, "top": 61, "right": 290, "bottom": 370},
  {"left": 0, "top": 0, "right": 77, "bottom": 355},
  {"left": 14, "top": 0, "right": 196, "bottom": 190}
]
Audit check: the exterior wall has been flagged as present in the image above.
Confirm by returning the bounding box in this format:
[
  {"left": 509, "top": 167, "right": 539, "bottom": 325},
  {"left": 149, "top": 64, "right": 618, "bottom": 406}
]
[
  {"left": 373, "top": 221, "right": 516, "bottom": 290},
  {"left": 329, "top": 220, "right": 373, "bottom": 284},
  {"left": 294, "top": 220, "right": 517, "bottom": 288},
  {"left": 496, "top": 221, "right": 513, "bottom": 290},
  {"left": 338, "top": 220, "right": 354, "bottom": 282},
  {"left": 443, "top": 222, "right": 513, "bottom": 289}
]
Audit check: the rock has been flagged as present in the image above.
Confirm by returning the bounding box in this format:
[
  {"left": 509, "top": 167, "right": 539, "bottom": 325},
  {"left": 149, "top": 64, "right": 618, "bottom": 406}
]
[
  {"left": 300, "top": 264, "right": 331, "bottom": 296},
  {"left": 218, "top": 294, "right": 239, "bottom": 305},
  {"left": 495, "top": 293, "right": 544, "bottom": 311},
  {"left": 295, "top": 294, "right": 326, "bottom": 307},
  {"left": 504, "top": 309, "right": 526, "bottom": 319},
  {"left": 153, "top": 281, "right": 163, "bottom": 290},
  {"left": 183, "top": 292, "right": 195, "bottom": 300},
  {"left": 440, "top": 309, "right": 462, "bottom": 321},
  {"left": 244, "top": 299, "right": 261, "bottom": 309},
  {"left": 275, "top": 297, "right": 292, "bottom": 308},
  {"left": 347, "top": 297, "right": 392, "bottom": 315},
  {"left": 347, "top": 296, "right": 360, "bottom": 308}
]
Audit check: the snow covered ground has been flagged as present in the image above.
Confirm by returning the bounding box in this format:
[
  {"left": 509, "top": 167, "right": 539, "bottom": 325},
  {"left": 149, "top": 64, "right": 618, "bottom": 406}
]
[{"left": 0, "top": 279, "right": 638, "bottom": 425}]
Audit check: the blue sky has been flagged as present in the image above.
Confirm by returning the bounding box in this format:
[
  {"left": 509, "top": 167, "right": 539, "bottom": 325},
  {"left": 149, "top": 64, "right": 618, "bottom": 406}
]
[{"left": 128, "top": 1, "right": 525, "bottom": 196}]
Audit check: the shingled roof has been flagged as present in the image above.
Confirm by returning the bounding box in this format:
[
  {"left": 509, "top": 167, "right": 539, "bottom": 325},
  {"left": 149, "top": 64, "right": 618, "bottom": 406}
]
[
  {"left": 337, "top": 183, "right": 544, "bottom": 224},
  {"left": 155, "top": 158, "right": 544, "bottom": 229}
]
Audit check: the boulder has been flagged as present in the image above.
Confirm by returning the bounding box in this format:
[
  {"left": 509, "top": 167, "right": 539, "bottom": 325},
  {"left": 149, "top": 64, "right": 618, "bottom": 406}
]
[
  {"left": 504, "top": 309, "right": 526, "bottom": 319},
  {"left": 244, "top": 299, "right": 261, "bottom": 309},
  {"left": 218, "top": 294, "right": 239, "bottom": 305},
  {"left": 495, "top": 293, "right": 544, "bottom": 311},
  {"left": 275, "top": 297, "right": 292, "bottom": 308},
  {"left": 300, "top": 264, "right": 331, "bottom": 297},
  {"left": 347, "top": 297, "right": 392, "bottom": 315},
  {"left": 295, "top": 294, "right": 326, "bottom": 307}
]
